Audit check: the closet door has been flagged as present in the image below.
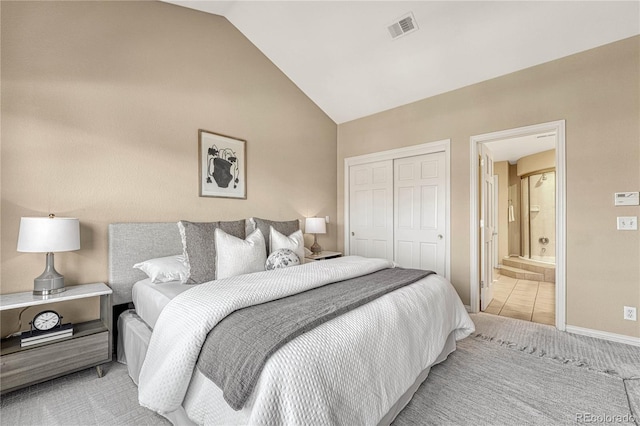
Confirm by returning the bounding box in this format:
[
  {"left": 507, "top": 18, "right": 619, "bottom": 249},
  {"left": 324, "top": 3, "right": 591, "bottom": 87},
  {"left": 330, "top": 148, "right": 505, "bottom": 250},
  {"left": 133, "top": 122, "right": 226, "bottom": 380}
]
[
  {"left": 394, "top": 152, "right": 446, "bottom": 274},
  {"left": 348, "top": 160, "right": 393, "bottom": 261}
]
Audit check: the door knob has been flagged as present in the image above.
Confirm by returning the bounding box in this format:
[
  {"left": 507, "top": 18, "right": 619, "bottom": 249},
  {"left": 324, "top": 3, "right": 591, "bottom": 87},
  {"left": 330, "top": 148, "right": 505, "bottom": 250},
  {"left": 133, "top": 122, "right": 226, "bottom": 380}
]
[
  {"left": 351, "top": 232, "right": 355, "bottom": 236},
  {"left": 438, "top": 234, "right": 443, "bottom": 240}
]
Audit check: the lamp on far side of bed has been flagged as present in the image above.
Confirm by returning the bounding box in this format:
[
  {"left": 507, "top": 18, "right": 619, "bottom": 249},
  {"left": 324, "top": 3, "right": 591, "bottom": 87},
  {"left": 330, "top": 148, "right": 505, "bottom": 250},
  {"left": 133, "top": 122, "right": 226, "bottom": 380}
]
[
  {"left": 17, "top": 214, "right": 81, "bottom": 296},
  {"left": 305, "top": 217, "right": 326, "bottom": 255}
]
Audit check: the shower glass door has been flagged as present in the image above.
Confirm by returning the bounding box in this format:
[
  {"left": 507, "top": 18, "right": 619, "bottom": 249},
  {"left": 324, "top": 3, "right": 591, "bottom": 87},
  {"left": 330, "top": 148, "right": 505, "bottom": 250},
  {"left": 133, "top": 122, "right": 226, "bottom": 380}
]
[{"left": 521, "top": 171, "right": 556, "bottom": 264}]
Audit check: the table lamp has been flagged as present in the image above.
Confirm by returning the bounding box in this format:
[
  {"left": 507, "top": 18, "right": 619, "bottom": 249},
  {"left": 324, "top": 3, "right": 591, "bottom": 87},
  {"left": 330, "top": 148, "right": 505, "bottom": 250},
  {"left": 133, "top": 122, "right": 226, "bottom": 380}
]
[
  {"left": 17, "top": 215, "right": 81, "bottom": 296},
  {"left": 305, "top": 217, "right": 326, "bottom": 255}
]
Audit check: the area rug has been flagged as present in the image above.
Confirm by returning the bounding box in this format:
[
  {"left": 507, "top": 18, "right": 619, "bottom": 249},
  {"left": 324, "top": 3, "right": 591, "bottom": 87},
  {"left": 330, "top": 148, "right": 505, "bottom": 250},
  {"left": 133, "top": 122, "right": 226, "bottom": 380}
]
[
  {"left": 393, "top": 332, "right": 637, "bottom": 425},
  {"left": 0, "top": 362, "right": 169, "bottom": 426},
  {"left": 469, "top": 312, "right": 640, "bottom": 379},
  {"left": 1, "top": 313, "right": 638, "bottom": 425},
  {"left": 393, "top": 313, "right": 639, "bottom": 425}
]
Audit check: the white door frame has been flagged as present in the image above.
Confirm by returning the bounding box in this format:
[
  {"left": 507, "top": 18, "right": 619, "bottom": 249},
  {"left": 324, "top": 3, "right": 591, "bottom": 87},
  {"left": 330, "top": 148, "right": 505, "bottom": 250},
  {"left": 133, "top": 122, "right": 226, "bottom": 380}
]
[
  {"left": 469, "top": 120, "right": 566, "bottom": 331},
  {"left": 344, "top": 140, "right": 451, "bottom": 279}
]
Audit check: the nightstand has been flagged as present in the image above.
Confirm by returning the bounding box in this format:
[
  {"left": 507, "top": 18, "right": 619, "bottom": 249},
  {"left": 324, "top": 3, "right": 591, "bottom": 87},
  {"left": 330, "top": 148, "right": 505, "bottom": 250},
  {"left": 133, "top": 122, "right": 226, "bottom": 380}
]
[
  {"left": 305, "top": 251, "right": 343, "bottom": 262},
  {"left": 0, "top": 283, "right": 112, "bottom": 394}
]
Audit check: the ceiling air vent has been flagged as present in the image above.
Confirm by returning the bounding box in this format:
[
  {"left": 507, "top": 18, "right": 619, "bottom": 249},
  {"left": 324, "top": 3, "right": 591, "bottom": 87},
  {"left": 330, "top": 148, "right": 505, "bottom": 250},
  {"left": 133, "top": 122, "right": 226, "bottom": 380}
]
[{"left": 388, "top": 12, "right": 418, "bottom": 40}]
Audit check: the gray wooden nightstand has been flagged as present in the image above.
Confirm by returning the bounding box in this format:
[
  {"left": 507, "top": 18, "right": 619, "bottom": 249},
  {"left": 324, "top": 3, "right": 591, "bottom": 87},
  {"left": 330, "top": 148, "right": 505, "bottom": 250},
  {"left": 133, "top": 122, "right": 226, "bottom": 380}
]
[
  {"left": 305, "top": 251, "right": 343, "bottom": 262},
  {"left": 0, "top": 283, "right": 112, "bottom": 394}
]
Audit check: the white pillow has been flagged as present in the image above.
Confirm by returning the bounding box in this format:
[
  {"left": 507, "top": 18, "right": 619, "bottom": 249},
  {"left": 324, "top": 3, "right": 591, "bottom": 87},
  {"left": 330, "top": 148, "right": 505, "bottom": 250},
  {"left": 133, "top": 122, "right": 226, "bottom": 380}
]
[
  {"left": 269, "top": 227, "right": 305, "bottom": 262},
  {"left": 215, "top": 228, "right": 266, "bottom": 279},
  {"left": 133, "top": 255, "right": 188, "bottom": 284},
  {"left": 265, "top": 248, "right": 301, "bottom": 271}
]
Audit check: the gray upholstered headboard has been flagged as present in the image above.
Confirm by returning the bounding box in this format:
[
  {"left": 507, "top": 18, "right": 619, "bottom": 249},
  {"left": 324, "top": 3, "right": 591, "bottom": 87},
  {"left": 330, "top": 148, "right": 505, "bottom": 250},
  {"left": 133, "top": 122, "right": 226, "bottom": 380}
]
[{"left": 108, "top": 222, "right": 183, "bottom": 305}]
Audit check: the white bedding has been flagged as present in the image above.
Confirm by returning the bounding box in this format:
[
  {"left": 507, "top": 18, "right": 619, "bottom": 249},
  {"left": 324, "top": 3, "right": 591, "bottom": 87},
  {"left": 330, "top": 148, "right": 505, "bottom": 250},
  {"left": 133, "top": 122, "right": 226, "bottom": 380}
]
[
  {"left": 137, "top": 256, "right": 475, "bottom": 425},
  {"left": 132, "top": 278, "right": 190, "bottom": 329}
]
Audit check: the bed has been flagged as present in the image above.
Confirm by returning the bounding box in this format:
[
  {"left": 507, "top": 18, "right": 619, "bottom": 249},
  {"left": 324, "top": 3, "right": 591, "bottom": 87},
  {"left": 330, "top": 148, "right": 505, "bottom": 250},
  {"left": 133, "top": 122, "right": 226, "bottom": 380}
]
[{"left": 109, "top": 220, "right": 475, "bottom": 426}]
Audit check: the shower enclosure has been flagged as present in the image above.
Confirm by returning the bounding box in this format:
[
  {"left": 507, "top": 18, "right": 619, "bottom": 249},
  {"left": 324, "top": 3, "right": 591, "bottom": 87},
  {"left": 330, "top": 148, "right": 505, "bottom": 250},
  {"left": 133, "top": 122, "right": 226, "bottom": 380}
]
[{"left": 521, "top": 171, "right": 555, "bottom": 264}]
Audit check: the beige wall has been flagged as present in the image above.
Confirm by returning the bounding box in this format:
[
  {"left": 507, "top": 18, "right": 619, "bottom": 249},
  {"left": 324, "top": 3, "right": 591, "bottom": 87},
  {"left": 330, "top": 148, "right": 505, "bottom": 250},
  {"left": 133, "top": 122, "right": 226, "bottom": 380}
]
[
  {"left": 1, "top": 1, "right": 337, "bottom": 334},
  {"left": 517, "top": 149, "right": 555, "bottom": 176},
  {"left": 338, "top": 36, "right": 640, "bottom": 338},
  {"left": 2, "top": 2, "right": 638, "bottom": 340},
  {"left": 494, "top": 161, "right": 509, "bottom": 263}
]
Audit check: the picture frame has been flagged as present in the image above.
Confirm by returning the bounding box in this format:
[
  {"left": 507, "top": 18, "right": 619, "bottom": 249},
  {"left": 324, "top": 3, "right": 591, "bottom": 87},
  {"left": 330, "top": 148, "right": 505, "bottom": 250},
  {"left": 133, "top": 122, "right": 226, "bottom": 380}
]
[{"left": 198, "top": 129, "right": 247, "bottom": 199}]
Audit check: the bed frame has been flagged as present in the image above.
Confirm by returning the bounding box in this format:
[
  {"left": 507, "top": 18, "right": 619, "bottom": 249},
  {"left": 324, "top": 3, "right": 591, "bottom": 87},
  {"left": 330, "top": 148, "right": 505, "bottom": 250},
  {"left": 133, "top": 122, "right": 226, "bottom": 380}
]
[
  {"left": 108, "top": 221, "right": 461, "bottom": 426},
  {"left": 108, "top": 222, "right": 183, "bottom": 306}
]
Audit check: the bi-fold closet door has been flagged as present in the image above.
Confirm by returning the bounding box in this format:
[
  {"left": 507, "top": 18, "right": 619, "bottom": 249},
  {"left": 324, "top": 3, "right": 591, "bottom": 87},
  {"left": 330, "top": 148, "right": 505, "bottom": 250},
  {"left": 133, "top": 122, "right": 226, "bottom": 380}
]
[{"left": 349, "top": 151, "right": 446, "bottom": 275}]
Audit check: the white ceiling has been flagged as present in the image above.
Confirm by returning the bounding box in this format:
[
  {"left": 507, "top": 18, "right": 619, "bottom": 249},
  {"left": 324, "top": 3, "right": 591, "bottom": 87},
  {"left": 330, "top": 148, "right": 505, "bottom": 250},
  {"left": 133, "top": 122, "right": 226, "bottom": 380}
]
[
  {"left": 485, "top": 132, "right": 556, "bottom": 164},
  {"left": 164, "top": 1, "right": 640, "bottom": 124}
]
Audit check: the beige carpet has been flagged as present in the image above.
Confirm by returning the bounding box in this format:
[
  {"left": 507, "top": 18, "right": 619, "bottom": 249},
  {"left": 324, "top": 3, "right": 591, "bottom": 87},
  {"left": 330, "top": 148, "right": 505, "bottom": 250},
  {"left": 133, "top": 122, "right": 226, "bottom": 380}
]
[{"left": 1, "top": 313, "right": 638, "bottom": 425}]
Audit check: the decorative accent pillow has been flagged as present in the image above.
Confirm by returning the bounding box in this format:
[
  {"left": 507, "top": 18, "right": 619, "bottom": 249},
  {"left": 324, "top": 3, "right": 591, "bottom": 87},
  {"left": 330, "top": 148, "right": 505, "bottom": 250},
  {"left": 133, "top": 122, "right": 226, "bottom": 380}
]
[
  {"left": 178, "top": 219, "right": 246, "bottom": 284},
  {"left": 248, "top": 217, "right": 300, "bottom": 255},
  {"left": 215, "top": 229, "right": 267, "bottom": 279},
  {"left": 133, "top": 255, "right": 188, "bottom": 283},
  {"left": 269, "top": 227, "right": 305, "bottom": 262},
  {"left": 265, "top": 248, "right": 300, "bottom": 271}
]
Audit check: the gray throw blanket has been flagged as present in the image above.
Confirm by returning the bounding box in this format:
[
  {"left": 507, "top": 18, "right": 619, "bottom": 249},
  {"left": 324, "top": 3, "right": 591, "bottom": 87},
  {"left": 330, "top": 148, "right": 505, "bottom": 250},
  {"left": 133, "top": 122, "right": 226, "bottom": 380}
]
[{"left": 195, "top": 267, "right": 434, "bottom": 410}]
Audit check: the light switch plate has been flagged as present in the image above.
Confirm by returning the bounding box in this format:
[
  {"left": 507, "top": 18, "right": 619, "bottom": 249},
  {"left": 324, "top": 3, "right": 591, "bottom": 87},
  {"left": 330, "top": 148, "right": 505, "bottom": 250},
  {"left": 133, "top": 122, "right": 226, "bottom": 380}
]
[{"left": 617, "top": 216, "right": 638, "bottom": 230}]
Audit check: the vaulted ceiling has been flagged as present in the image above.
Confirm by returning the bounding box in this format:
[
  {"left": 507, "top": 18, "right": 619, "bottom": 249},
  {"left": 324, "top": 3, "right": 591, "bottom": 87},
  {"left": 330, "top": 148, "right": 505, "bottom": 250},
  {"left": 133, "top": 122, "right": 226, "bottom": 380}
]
[{"left": 164, "top": 1, "right": 640, "bottom": 124}]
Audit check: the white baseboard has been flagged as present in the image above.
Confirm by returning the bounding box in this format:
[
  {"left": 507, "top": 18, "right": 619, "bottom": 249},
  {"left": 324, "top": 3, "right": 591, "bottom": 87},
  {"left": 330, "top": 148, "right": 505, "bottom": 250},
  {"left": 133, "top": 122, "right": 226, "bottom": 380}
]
[
  {"left": 465, "top": 305, "right": 473, "bottom": 313},
  {"left": 565, "top": 325, "right": 640, "bottom": 347}
]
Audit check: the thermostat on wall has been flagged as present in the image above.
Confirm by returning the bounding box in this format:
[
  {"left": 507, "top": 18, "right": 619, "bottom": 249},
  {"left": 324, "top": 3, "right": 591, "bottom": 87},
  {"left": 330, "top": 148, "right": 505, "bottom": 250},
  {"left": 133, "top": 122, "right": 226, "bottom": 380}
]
[{"left": 614, "top": 192, "right": 639, "bottom": 206}]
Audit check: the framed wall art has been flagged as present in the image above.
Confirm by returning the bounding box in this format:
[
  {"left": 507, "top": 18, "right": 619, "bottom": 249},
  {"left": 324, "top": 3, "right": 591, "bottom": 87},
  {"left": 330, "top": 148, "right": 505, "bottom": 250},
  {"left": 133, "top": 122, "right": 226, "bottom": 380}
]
[{"left": 198, "top": 129, "right": 247, "bottom": 199}]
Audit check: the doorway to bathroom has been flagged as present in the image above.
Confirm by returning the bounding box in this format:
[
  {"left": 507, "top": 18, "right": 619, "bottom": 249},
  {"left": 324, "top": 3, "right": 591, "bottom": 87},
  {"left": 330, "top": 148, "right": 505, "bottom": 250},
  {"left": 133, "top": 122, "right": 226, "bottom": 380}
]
[
  {"left": 470, "top": 120, "right": 566, "bottom": 330},
  {"left": 492, "top": 156, "right": 556, "bottom": 326}
]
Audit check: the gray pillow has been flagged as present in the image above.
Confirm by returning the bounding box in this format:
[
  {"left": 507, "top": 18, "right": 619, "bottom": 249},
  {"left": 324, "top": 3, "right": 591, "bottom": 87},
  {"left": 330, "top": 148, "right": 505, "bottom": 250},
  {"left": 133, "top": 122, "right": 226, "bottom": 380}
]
[
  {"left": 250, "top": 218, "right": 299, "bottom": 255},
  {"left": 178, "top": 220, "right": 245, "bottom": 284}
]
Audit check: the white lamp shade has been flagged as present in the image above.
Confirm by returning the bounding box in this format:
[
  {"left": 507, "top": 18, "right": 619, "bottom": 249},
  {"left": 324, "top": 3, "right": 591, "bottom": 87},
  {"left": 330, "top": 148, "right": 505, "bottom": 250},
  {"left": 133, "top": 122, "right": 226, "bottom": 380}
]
[
  {"left": 17, "top": 217, "right": 81, "bottom": 253},
  {"left": 305, "top": 217, "right": 326, "bottom": 234}
]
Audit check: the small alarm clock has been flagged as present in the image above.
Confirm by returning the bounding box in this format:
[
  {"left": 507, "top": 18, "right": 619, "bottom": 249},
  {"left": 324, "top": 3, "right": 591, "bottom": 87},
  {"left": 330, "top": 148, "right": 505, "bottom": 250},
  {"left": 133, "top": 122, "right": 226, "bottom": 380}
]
[{"left": 30, "top": 310, "right": 63, "bottom": 332}]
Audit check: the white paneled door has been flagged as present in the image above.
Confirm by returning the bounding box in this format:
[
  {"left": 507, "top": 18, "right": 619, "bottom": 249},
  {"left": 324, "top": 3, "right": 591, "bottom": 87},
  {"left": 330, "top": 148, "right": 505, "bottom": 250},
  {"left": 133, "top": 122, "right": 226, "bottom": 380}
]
[
  {"left": 348, "top": 151, "right": 446, "bottom": 275},
  {"left": 393, "top": 152, "right": 446, "bottom": 274},
  {"left": 480, "top": 144, "right": 496, "bottom": 311},
  {"left": 348, "top": 160, "right": 394, "bottom": 260}
]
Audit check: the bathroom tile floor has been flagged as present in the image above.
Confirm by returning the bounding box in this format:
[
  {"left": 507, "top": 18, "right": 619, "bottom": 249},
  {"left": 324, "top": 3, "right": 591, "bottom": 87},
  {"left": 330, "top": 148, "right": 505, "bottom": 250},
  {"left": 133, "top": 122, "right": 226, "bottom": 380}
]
[{"left": 483, "top": 270, "right": 555, "bottom": 326}]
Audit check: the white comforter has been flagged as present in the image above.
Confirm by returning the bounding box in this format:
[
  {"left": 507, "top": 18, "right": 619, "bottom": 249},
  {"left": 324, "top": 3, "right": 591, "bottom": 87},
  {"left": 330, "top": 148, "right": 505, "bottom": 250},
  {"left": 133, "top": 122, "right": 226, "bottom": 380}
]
[{"left": 138, "top": 256, "right": 474, "bottom": 425}]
